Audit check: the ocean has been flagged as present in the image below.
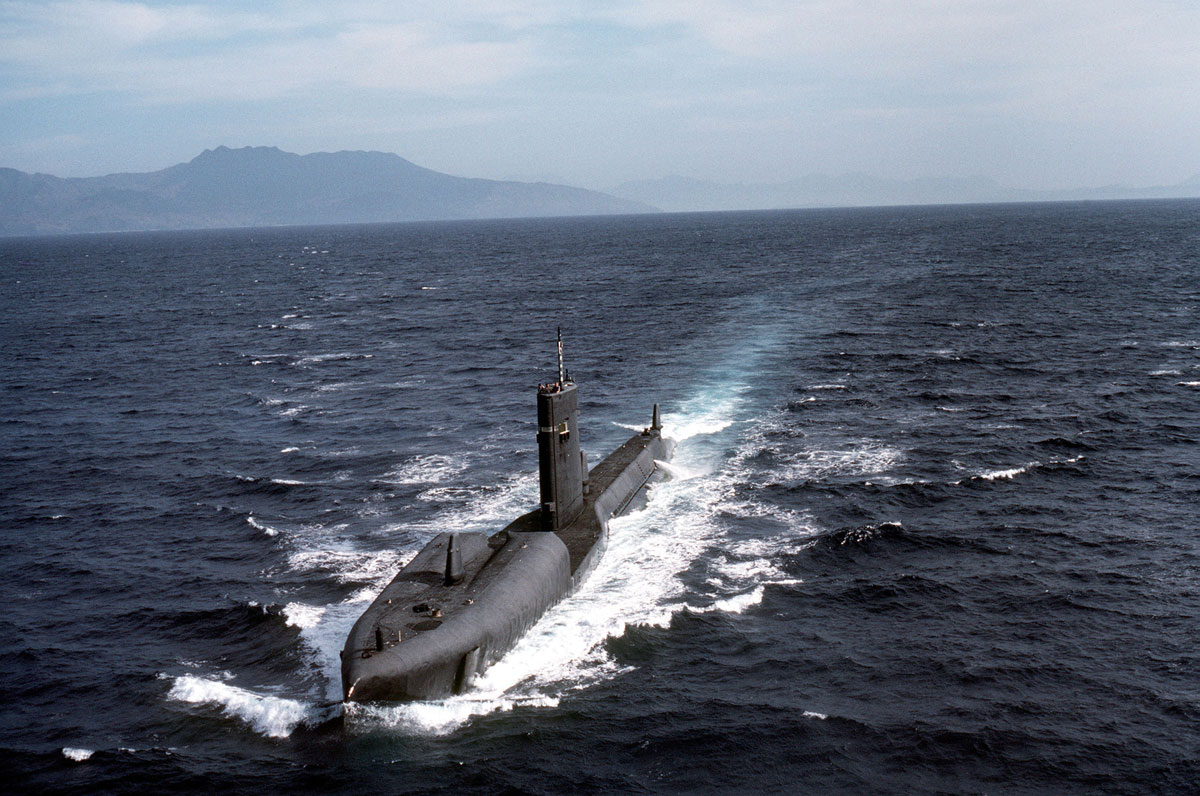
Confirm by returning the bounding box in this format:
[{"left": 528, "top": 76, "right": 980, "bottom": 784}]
[{"left": 2, "top": 200, "right": 1198, "bottom": 795}]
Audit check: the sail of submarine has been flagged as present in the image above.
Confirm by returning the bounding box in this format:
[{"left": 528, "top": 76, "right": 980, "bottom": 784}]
[{"left": 341, "top": 332, "right": 674, "bottom": 702}]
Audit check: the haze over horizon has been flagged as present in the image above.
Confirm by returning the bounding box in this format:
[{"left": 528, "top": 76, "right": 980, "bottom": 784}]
[{"left": 2, "top": 1, "right": 1198, "bottom": 194}]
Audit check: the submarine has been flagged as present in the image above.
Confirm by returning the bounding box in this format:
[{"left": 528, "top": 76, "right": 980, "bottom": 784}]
[{"left": 341, "top": 333, "right": 674, "bottom": 702}]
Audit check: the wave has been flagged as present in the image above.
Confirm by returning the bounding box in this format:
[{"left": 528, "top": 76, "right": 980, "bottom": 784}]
[
  {"left": 246, "top": 515, "right": 279, "bottom": 537},
  {"left": 293, "top": 353, "right": 374, "bottom": 366},
  {"left": 375, "top": 454, "right": 467, "bottom": 486},
  {"left": 166, "top": 675, "right": 315, "bottom": 738},
  {"left": 756, "top": 441, "right": 905, "bottom": 486},
  {"left": 684, "top": 583, "right": 800, "bottom": 616},
  {"left": 975, "top": 465, "right": 1029, "bottom": 481},
  {"left": 953, "top": 456, "right": 1084, "bottom": 484},
  {"left": 62, "top": 747, "right": 93, "bottom": 762}
]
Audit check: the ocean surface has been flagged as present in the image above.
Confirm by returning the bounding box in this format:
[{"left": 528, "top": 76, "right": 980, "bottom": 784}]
[{"left": 2, "top": 200, "right": 1198, "bottom": 795}]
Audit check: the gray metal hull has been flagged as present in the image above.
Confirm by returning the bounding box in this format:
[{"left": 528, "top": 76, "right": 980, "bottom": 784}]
[{"left": 341, "top": 429, "right": 673, "bottom": 703}]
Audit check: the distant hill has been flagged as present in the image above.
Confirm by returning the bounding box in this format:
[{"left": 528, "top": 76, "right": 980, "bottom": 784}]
[
  {"left": 613, "top": 172, "right": 1200, "bottom": 212},
  {"left": 0, "top": 146, "right": 656, "bottom": 236}
]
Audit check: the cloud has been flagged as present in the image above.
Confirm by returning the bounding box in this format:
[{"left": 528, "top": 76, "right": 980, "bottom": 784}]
[
  {"left": 4, "top": 0, "right": 1196, "bottom": 109},
  {"left": 0, "top": 1, "right": 538, "bottom": 101},
  {"left": 0, "top": 0, "right": 1196, "bottom": 186},
  {"left": 602, "top": 0, "right": 1200, "bottom": 104}
]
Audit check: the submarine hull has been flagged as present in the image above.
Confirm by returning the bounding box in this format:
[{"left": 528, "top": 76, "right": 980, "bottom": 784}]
[{"left": 341, "top": 429, "right": 673, "bottom": 703}]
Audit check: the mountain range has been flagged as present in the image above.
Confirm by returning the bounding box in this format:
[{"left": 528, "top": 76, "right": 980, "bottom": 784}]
[
  {"left": 0, "top": 146, "right": 654, "bottom": 236},
  {"left": 3, "top": 145, "right": 1198, "bottom": 237},
  {"left": 611, "top": 172, "right": 1200, "bottom": 212}
]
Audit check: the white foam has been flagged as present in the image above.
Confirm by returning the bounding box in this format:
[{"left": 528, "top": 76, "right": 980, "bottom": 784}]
[
  {"left": 314, "top": 381, "right": 355, "bottom": 392},
  {"left": 654, "top": 460, "right": 702, "bottom": 481},
  {"left": 658, "top": 379, "right": 746, "bottom": 444},
  {"left": 344, "top": 694, "right": 559, "bottom": 735},
  {"left": 167, "top": 676, "right": 312, "bottom": 738},
  {"left": 802, "top": 710, "right": 828, "bottom": 720},
  {"left": 286, "top": 545, "right": 406, "bottom": 585},
  {"left": 247, "top": 516, "right": 279, "bottom": 537},
  {"left": 282, "top": 602, "right": 326, "bottom": 629},
  {"left": 977, "top": 465, "right": 1029, "bottom": 481},
  {"left": 959, "top": 455, "right": 1083, "bottom": 484},
  {"left": 770, "top": 444, "right": 903, "bottom": 484},
  {"left": 295, "top": 352, "right": 374, "bottom": 365},
  {"left": 664, "top": 415, "right": 734, "bottom": 443},
  {"left": 280, "top": 446, "right": 300, "bottom": 454},
  {"left": 377, "top": 454, "right": 467, "bottom": 486},
  {"left": 689, "top": 585, "right": 767, "bottom": 614},
  {"left": 1150, "top": 369, "right": 1182, "bottom": 376},
  {"left": 1178, "top": 381, "right": 1200, "bottom": 387},
  {"left": 62, "top": 747, "right": 93, "bottom": 762}
]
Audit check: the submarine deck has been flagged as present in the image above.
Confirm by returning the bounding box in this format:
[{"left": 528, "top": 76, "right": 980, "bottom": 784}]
[
  {"left": 562, "top": 431, "right": 662, "bottom": 573},
  {"left": 496, "top": 431, "right": 662, "bottom": 573}
]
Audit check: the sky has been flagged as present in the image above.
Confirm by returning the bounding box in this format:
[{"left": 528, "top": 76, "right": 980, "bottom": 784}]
[{"left": 1, "top": 0, "right": 1198, "bottom": 191}]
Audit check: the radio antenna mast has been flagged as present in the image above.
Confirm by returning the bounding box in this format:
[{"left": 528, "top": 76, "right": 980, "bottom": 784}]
[{"left": 556, "top": 327, "right": 565, "bottom": 385}]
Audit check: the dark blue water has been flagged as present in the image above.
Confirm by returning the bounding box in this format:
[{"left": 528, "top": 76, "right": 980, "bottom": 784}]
[{"left": 3, "top": 201, "right": 1198, "bottom": 795}]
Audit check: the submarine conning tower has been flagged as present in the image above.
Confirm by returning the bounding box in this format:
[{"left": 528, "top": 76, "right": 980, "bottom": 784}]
[{"left": 537, "top": 330, "right": 585, "bottom": 531}]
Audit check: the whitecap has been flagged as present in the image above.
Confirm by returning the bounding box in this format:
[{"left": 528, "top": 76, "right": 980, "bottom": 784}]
[
  {"left": 295, "top": 352, "right": 374, "bottom": 366},
  {"left": 167, "top": 676, "right": 311, "bottom": 738},
  {"left": 976, "top": 465, "right": 1030, "bottom": 481},
  {"left": 770, "top": 444, "right": 903, "bottom": 483},
  {"left": 282, "top": 602, "right": 326, "bottom": 629},
  {"left": 377, "top": 454, "right": 467, "bottom": 486},
  {"left": 957, "top": 456, "right": 1082, "bottom": 484},
  {"left": 685, "top": 585, "right": 776, "bottom": 615},
  {"left": 246, "top": 516, "right": 279, "bottom": 537},
  {"left": 62, "top": 747, "right": 93, "bottom": 762}
]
